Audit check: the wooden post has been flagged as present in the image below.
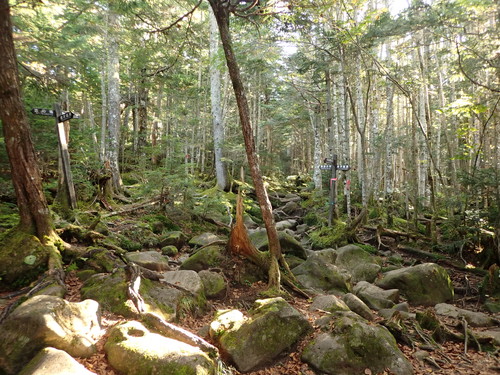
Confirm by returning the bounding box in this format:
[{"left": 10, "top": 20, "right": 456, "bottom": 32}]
[
  {"left": 53, "top": 103, "right": 77, "bottom": 209},
  {"left": 328, "top": 154, "right": 338, "bottom": 226}
]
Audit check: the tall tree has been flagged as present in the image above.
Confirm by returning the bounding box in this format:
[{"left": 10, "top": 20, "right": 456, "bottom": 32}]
[
  {"left": 208, "top": 0, "right": 286, "bottom": 291},
  {"left": 0, "top": 0, "right": 62, "bottom": 287},
  {"left": 209, "top": 6, "right": 229, "bottom": 191}
]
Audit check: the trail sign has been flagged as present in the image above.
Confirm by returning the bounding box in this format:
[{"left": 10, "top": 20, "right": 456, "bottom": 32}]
[
  {"left": 58, "top": 111, "right": 75, "bottom": 122},
  {"left": 320, "top": 164, "right": 351, "bottom": 171},
  {"left": 32, "top": 104, "right": 77, "bottom": 209},
  {"left": 31, "top": 108, "right": 55, "bottom": 116}
]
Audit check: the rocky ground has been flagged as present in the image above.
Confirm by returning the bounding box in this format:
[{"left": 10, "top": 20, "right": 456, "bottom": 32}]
[{"left": 1, "top": 197, "right": 500, "bottom": 374}]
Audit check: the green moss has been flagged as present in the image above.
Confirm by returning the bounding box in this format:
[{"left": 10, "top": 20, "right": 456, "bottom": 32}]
[{"left": 309, "top": 222, "right": 348, "bottom": 249}]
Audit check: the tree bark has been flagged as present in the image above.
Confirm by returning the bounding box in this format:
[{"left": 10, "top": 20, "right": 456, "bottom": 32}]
[
  {"left": 209, "top": 8, "right": 229, "bottom": 191},
  {"left": 207, "top": 0, "right": 284, "bottom": 290},
  {"left": 106, "top": 7, "right": 123, "bottom": 194},
  {"left": 0, "top": 0, "right": 54, "bottom": 240}
]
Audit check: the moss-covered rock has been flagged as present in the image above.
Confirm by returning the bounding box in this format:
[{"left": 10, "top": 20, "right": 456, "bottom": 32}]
[
  {"left": 161, "top": 245, "right": 178, "bottom": 256},
  {"left": 125, "top": 251, "right": 170, "bottom": 272},
  {"left": 0, "top": 229, "right": 51, "bottom": 289},
  {"left": 209, "top": 298, "right": 311, "bottom": 372},
  {"left": 0, "top": 296, "right": 101, "bottom": 375},
  {"left": 375, "top": 263, "right": 454, "bottom": 306},
  {"left": 309, "top": 295, "right": 350, "bottom": 313},
  {"left": 180, "top": 246, "right": 225, "bottom": 272},
  {"left": 188, "top": 233, "right": 222, "bottom": 247},
  {"left": 292, "top": 255, "right": 351, "bottom": 294},
  {"left": 159, "top": 231, "right": 188, "bottom": 249},
  {"left": 81, "top": 270, "right": 184, "bottom": 320},
  {"left": 249, "top": 229, "right": 307, "bottom": 259},
  {"left": 335, "top": 244, "right": 381, "bottom": 283},
  {"left": 199, "top": 270, "right": 226, "bottom": 299},
  {"left": 302, "top": 311, "right": 413, "bottom": 375},
  {"left": 105, "top": 321, "right": 216, "bottom": 375}
]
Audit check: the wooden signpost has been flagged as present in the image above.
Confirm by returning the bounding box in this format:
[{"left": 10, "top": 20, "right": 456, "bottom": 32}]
[
  {"left": 31, "top": 104, "right": 79, "bottom": 209},
  {"left": 320, "top": 154, "right": 350, "bottom": 226}
]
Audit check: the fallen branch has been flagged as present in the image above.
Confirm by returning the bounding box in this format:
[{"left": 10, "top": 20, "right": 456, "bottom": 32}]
[{"left": 101, "top": 199, "right": 160, "bottom": 218}]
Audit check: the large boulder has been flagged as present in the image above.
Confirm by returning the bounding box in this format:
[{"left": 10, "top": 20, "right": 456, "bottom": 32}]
[
  {"left": 302, "top": 311, "right": 413, "bottom": 375},
  {"left": 375, "top": 263, "right": 454, "bottom": 305},
  {"left": 249, "top": 229, "right": 307, "bottom": 259},
  {"left": 309, "top": 294, "right": 350, "bottom": 313},
  {"left": 159, "top": 231, "right": 187, "bottom": 249},
  {"left": 292, "top": 255, "right": 351, "bottom": 294},
  {"left": 0, "top": 296, "right": 101, "bottom": 374},
  {"left": 435, "top": 303, "right": 496, "bottom": 327},
  {"left": 335, "top": 244, "right": 381, "bottom": 283},
  {"left": 199, "top": 270, "right": 227, "bottom": 299},
  {"left": 189, "top": 233, "right": 222, "bottom": 247},
  {"left": 81, "top": 269, "right": 201, "bottom": 321},
  {"left": 19, "top": 347, "right": 96, "bottom": 375},
  {"left": 209, "top": 297, "right": 311, "bottom": 372},
  {"left": 105, "top": 321, "right": 216, "bottom": 375},
  {"left": 125, "top": 251, "right": 170, "bottom": 271},
  {"left": 180, "top": 245, "right": 225, "bottom": 272},
  {"left": 353, "top": 281, "right": 399, "bottom": 310}
]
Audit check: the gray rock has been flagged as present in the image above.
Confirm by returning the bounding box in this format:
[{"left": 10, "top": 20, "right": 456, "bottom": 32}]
[
  {"left": 309, "top": 294, "right": 350, "bottom": 313},
  {"left": 209, "top": 297, "right": 311, "bottom": 372},
  {"left": 105, "top": 321, "right": 215, "bottom": 375},
  {"left": 249, "top": 229, "right": 307, "bottom": 259},
  {"left": 335, "top": 245, "right": 381, "bottom": 283},
  {"left": 342, "top": 293, "right": 376, "bottom": 321},
  {"left": 295, "top": 224, "right": 308, "bottom": 235},
  {"left": 180, "top": 245, "right": 225, "bottom": 272},
  {"left": 292, "top": 256, "right": 351, "bottom": 294},
  {"left": 375, "top": 263, "right": 454, "bottom": 305},
  {"left": 281, "top": 200, "right": 304, "bottom": 217},
  {"left": 19, "top": 347, "right": 96, "bottom": 375},
  {"left": 0, "top": 296, "right": 101, "bottom": 374},
  {"left": 275, "top": 219, "right": 298, "bottom": 231},
  {"left": 199, "top": 270, "right": 227, "bottom": 299},
  {"left": 161, "top": 270, "right": 204, "bottom": 296},
  {"left": 302, "top": 311, "right": 413, "bottom": 375},
  {"left": 125, "top": 251, "right": 170, "bottom": 272},
  {"left": 189, "top": 232, "right": 222, "bottom": 247},
  {"left": 353, "top": 281, "right": 399, "bottom": 310},
  {"left": 81, "top": 269, "right": 191, "bottom": 321},
  {"left": 435, "top": 303, "right": 496, "bottom": 327},
  {"left": 310, "top": 248, "right": 337, "bottom": 264},
  {"left": 159, "top": 231, "right": 187, "bottom": 249}
]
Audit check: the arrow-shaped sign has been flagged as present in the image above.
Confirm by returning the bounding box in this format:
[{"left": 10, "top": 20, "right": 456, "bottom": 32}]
[
  {"left": 58, "top": 111, "right": 75, "bottom": 122},
  {"left": 319, "top": 164, "right": 350, "bottom": 171},
  {"left": 31, "top": 108, "right": 55, "bottom": 116}
]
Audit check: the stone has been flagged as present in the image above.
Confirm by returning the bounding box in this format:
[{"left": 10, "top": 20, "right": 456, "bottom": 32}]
[
  {"left": 335, "top": 244, "right": 381, "bottom": 283},
  {"left": 159, "top": 231, "right": 187, "bottom": 249},
  {"left": 81, "top": 270, "right": 187, "bottom": 321},
  {"left": 309, "top": 294, "right": 350, "bottom": 313},
  {"left": 105, "top": 321, "right": 216, "bottom": 375},
  {"left": 281, "top": 200, "right": 304, "bottom": 217},
  {"left": 209, "top": 298, "right": 311, "bottom": 372},
  {"left": 275, "top": 219, "right": 298, "bottom": 231},
  {"left": 125, "top": 251, "right": 170, "bottom": 272},
  {"left": 189, "top": 232, "right": 222, "bottom": 247},
  {"left": 435, "top": 303, "right": 496, "bottom": 327},
  {"left": 310, "top": 248, "right": 337, "bottom": 264},
  {"left": 161, "top": 270, "right": 204, "bottom": 297},
  {"left": 292, "top": 256, "right": 351, "bottom": 294},
  {"left": 199, "top": 270, "right": 226, "bottom": 299},
  {"left": 19, "top": 347, "right": 96, "bottom": 375},
  {"left": 342, "top": 293, "right": 376, "bottom": 321},
  {"left": 375, "top": 263, "right": 454, "bottom": 305},
  {"left": 302, "top": 311, "right": 413, "bottom": 375},
  {"left": 180, "top": 245, "right": 225, "bottom": 272},
  {"left": 249, "top": 229, "right": 307, "bottom": 259},
  {"left": 0, "top": 295, "right": 101, "bottom": 374},
  {"left": 353, "top": 281, "right": 399, "bottom": 310},
  {"left": 161, "top": 245, "right": 178, "bottom": 257}
]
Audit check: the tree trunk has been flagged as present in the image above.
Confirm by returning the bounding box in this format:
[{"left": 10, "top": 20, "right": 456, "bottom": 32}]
[
  {"left": 0, "top": 1, "right": 54, "bottom": 240},
  {"left": 309, "top": 104, "right": 322, "bottom": 190},
  {"left": 209, "top": 8, "right": 229, "bottom": 191},
  {"left": 106, "top": 7, "right": 123, "bottom": 194},
  {"left": 208, "top": 0, "right": 284, "bottom": 290}
]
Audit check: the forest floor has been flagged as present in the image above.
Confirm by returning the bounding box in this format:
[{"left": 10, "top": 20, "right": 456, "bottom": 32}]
[{"left": 2, "top": 210, "right": 500, "bottom": 375}]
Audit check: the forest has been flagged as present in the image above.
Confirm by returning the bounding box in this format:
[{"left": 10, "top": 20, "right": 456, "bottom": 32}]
[{"left": 0, "top": 0, "right": 499, "bottom": 374}]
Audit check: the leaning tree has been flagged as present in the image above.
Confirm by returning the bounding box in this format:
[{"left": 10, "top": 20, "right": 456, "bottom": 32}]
[
  {"left": 0, "top": 0, "right": 64, "bottom": 289},
  {"left": 207, "top": 0, "right": 294, "bottom": 292}
]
